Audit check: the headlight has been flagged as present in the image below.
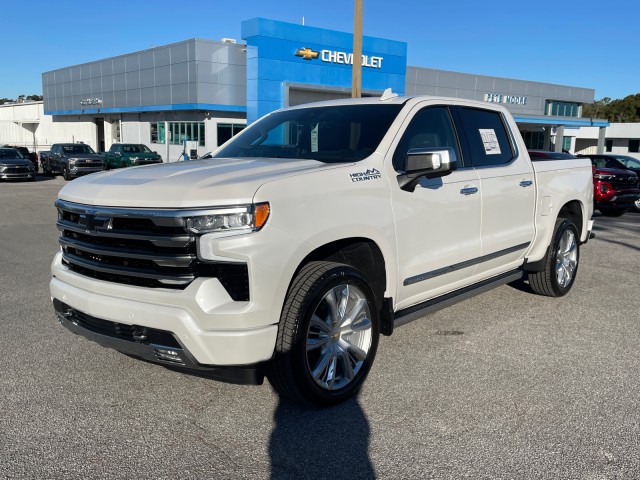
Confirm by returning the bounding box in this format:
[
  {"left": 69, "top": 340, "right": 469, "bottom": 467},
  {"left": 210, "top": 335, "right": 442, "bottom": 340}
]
[
  {"left": 594, "top": 174, "right": 615, "bottom": 180},
  {"left": 130, "top": 157, "right": 139, "bottom": 163},
  {"left": 68, "top": 158, "right": 77, "bottom": 166},
  {"left": 184, "top": 203, "right": 270, "bottom": 234}
]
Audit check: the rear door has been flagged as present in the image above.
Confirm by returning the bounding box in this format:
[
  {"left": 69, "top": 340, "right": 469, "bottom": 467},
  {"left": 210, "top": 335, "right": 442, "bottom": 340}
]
[{"left": 454, "top": 106, "right": 535, "bottom": 277}]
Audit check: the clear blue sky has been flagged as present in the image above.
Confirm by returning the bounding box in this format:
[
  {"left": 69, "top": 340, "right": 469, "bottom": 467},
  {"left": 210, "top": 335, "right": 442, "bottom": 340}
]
[{"left": 2, "top": 0, "right": 637, "bottom": 101}]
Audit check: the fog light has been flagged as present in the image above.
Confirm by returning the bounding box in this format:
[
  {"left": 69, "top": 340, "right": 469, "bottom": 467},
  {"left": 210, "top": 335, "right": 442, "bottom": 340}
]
[{"left": 154, "top": 347, "right": 183, "bottom": 364}]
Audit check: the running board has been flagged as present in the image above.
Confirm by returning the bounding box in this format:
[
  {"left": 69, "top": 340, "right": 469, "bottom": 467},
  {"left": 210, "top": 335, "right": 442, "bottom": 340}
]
[{"left": 394, "top": 270, "right": 524, "bottom": 329}]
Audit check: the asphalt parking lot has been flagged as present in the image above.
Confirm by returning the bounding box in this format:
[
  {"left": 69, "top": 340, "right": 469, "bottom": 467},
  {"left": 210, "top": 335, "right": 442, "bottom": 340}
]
[{"left": 1, "top": 175, "right": 639, "bottom": 479}]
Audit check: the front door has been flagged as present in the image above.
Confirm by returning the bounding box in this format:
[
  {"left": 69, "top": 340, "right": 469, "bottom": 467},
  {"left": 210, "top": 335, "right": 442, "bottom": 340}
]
[{"left": 389, "top": 104, "right": 482, "bottom": 310}]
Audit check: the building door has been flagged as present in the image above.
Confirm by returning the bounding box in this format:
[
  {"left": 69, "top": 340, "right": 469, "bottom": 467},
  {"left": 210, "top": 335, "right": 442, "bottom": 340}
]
[{"left": 95, "top": 118, "right": 105, "bottom": 152}]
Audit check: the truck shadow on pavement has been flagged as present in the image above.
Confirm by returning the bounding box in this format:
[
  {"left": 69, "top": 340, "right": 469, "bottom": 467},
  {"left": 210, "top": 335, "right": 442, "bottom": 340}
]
[{"left": 269, "top": 396, "right": 374, "bottom": 479}]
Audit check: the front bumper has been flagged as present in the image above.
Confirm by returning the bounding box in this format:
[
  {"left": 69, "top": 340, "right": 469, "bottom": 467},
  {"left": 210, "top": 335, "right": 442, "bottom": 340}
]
[
  {"left": 50, "top": 252, "right": 279, "bottom": 368},
  {"left": 53, "top": 299, "right": 264, "bottom": 384},
  {"left": 0, "top": 172, "right": 35, "bottom": 180},
  {"left": 68, "top": 166, "right": 103, "bottom": 177}
]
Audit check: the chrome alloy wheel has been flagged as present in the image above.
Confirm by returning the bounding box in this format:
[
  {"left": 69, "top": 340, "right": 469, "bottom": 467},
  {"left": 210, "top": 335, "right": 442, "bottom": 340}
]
[
  {"left": 305, "top": 284, "right": 373, "bottom": 391},
  {"left": 555, "top": 228, "right": 577, "bottom": 288}
]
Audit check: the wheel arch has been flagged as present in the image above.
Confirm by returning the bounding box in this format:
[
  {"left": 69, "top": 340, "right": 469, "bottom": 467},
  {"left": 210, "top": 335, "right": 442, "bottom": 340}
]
[
  {"left": 292, "top": 237, "right": 388, "bottom": 312},
  {"left": 557, "top": 200, "right": 584, "bottom": 238},
  {"left": 525, "top": 199, "right": 586, "bottom": 273}
]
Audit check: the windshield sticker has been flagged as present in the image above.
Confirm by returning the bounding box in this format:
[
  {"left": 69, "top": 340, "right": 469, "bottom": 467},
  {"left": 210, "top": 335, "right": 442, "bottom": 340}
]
[
  {"left": 479, "top": 129, "right": 501, "bottom": 155},
  {"left": 350, "top": 168, "right": 381, "bottom": 182},
  {"left": 311, "top": 123, "right": 319, "bottom": 153}
]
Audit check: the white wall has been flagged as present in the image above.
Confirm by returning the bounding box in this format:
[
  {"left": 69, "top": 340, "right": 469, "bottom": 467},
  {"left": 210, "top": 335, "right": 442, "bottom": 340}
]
[
  {"left": 1, "top": 102, "right": 98, "bottom": 153},
  {"left": 2, "top": 102, "right": 246, "bottom": 160}
]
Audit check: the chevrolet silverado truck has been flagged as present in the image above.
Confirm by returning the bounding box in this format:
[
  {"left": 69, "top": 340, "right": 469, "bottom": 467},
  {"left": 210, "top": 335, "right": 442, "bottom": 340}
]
[
  {"left": 102, "top": 143, "right": 163, "bottom": 169},
  {"left": 41, "top": 143, "right": 104, "bottom": 180},
  {"left": 50, "top": 95, "right": 594, "bottom": 406}
]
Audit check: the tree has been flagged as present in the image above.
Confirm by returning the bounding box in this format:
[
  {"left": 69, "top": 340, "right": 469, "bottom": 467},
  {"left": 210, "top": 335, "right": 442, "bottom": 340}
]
[{"left": 583, "top": 94, "right": 640, "bottom": 122}]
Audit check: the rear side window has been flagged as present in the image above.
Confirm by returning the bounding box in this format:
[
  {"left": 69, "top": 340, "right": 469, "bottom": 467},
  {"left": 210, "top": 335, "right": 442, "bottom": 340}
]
[{"left": 458, "top": 108, "right": 514, "bottom": 167}]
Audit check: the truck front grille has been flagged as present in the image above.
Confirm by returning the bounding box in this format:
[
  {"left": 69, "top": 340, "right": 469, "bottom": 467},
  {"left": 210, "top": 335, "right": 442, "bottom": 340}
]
[
  {"left": 55, "top": 200, "right": 250, "bottom": 300},
  {"left": 612, "top": 175, "right": 639, "bottom": 190}
]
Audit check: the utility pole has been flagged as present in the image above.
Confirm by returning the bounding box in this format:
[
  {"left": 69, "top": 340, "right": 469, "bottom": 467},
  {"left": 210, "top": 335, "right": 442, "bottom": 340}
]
[{"left": 352, "top": 0, "right": 363, "bottom": 98}]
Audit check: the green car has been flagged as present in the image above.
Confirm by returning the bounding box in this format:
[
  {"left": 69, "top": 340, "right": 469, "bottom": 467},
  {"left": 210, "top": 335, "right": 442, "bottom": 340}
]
[{"left": 102, "top": 144, "right": 163, "bottom": 169}]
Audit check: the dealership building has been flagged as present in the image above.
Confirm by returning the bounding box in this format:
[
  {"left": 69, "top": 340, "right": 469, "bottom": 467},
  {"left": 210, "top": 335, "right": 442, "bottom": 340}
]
[{"left": 1, "top": 17, "right": 614, "bottom": 160}]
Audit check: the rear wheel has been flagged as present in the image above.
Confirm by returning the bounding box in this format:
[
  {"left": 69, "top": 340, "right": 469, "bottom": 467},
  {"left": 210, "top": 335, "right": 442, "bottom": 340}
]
[
  {"left": 599, "top": 206, "right": 627, "bottom": 217},
  {"left": 529, "top": 218, "right": 580, "bottom": 297},
  {"left": 268, "top": 261, "right": 380, "bottom": 406}
]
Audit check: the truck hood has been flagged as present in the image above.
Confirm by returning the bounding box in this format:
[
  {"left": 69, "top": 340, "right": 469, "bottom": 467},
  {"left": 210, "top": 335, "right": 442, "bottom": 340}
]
[{"left": 58, "top": 157, "right": 341, "bottom": 208}]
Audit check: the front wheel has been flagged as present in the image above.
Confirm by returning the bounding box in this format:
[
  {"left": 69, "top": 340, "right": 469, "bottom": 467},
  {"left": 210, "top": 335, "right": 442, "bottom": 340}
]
[
  {"left": 62, "top": 167, "right": 71, "bottom": 181},
  {"left": 633, "top": 198, "right": 640, "bottom": 213},
  {"left": 529, "top": 218, "right": 580, "bottom": 297},
  {"left": 268, "top": 261, "right": 380, "bottom": 407}
]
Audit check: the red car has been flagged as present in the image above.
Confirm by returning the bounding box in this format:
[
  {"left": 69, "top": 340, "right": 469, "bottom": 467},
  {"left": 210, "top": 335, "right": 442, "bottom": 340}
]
[{"left": 529, "top": 150, "right": 640, "bottom": 217}]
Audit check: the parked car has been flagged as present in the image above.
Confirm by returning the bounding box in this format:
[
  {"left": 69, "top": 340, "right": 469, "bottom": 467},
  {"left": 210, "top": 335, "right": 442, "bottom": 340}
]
[
  {"left": 41, "top": 143, "right": 104, "bottom": 180},
  {"left": 529, "top": 150, "right": 640, "bottom": 217},
  {"left": 102, "top": 143, "right": 163, "bottom": 169},
  {"left": 2, "top": 145, "right": 38, "bottom": 172},
  {"left": 0, "top": 147, "right": 36, "bottom": 181},
  {"left": 579, "top": 154, "right": 640, "bottom": 212}
]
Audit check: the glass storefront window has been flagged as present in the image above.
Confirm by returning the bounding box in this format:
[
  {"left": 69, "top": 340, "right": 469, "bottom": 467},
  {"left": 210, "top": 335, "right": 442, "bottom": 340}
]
[
  {"left": 217, "top": 123, "right": 246, "bottom": 146},
  {"left": 546, "top": 100, "right": 581, "bottom": 118},
  {"left": 151, "top": 122, "right": 205, "bottom": 146}
]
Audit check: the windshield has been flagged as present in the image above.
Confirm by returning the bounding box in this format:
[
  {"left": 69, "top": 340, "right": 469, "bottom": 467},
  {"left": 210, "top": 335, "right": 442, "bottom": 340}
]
[
  {"left": 612, "top": 155, "right": 640, "bottom": 168},
  {"left": 63, "top": 144, "right": 96, "bottom": 154},
  {"left": 123, "top": 144, "right": 152, "bottom": 153},
  {"left": 214, "top": 104, "right": 403, "bottom": 163},
  {"left": 0, "top": 148, "right": 23, "bottom": 159}
]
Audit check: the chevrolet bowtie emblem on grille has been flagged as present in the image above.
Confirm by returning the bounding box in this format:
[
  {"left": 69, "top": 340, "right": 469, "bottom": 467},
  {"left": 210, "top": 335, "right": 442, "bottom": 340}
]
[
  {"left": 78, "top": 213, "right": 113, "bottom": 232},
  {"left": 295, "top": 47, "right": 319, "bottom": 60}
]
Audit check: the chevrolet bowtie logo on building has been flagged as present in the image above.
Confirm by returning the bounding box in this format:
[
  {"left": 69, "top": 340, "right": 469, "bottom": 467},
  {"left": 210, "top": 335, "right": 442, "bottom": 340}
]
[
  {"left": 295, "top": 47, "right": 384, "bottom": 68},
  {"left": 294, "top": 47, "right": 320, "bottom": 60}
]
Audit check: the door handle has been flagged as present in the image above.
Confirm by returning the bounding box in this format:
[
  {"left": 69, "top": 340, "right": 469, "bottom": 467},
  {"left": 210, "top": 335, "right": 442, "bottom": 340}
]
[
  {"left": 519, "top": 179, "right": 533, "bottom": 187},
  {"left": 460, "top": 186, "right": 478, "bottom": 195}
]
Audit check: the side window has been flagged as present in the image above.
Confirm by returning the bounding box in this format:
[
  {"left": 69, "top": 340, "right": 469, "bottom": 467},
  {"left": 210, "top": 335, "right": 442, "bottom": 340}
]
[
  {"left": 592, "top": 156, "right": 607, "bottom": 168},
  {"left": 458, "top": 107, "right": 514, "bottom": 167},
  {"left": 392, "top": 106, "right": 461, "bottom": 171}
]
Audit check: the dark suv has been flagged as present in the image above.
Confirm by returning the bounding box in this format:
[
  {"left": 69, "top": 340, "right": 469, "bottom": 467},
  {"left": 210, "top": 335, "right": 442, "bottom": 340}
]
[
  {"left": 579, "top": 154, "right": 640, "bottom": 212},
  {"left": 3, "top": 145, "right": 38, "bottom": 172}
]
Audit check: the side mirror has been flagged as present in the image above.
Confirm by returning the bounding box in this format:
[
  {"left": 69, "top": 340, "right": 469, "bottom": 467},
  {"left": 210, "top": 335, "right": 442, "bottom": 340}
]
[
  {"left": 398, "top": 147, "right": 458, "bottom": 191},
  {"left": 115, "top": 152, "right": 121, "bottom": 157}
]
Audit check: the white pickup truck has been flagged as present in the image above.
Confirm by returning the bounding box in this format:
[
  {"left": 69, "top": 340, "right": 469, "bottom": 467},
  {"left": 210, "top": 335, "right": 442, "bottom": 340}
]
[{"left": 51, "top": 94, "right": 594, "bottom": 406}]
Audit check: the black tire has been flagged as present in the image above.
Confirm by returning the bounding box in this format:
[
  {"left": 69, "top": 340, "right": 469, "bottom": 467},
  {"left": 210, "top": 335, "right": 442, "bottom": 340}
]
[
  {"left": 633, "top": 199, "right": 640, "bottom": 213},
  {"left": 529, "top": 218, "right": 580, "bottom": 297},
  {"left": 599, "top": 207, "right": 627, "bottom": 217},
  {"left": 268, "top": 261, "right": 380, "bottom": 407},
  {"left": 63, "top": 167, "right": 71, "bottom": 181}
]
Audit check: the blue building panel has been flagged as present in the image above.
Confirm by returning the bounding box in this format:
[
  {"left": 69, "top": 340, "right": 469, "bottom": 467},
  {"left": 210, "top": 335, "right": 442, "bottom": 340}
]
[{"left": 241, "top": 17, "right": 407, "bottom": 123}]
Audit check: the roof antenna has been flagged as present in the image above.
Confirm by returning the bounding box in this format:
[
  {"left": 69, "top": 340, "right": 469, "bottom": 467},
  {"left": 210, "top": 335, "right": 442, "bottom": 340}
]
[{"left": 380, "top": 88, "right": 398, "bottom": 101}]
